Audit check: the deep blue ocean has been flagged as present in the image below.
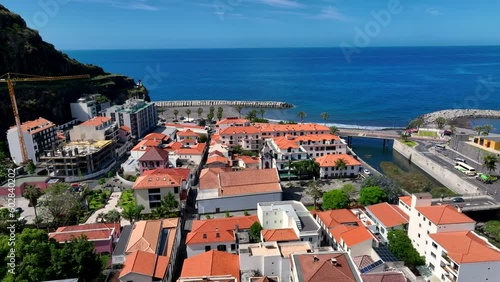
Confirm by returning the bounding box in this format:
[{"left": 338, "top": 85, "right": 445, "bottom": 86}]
[{"left": 66, "top": 46, "right": 500, "bottom": 129}]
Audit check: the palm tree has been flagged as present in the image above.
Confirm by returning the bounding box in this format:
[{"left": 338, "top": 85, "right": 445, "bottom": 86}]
[
  {"left": 22, "top": 185, "right": 42, "bottom": 229},
  {"left": 121, "top": 205, "right": 144, "bottom": 224},
  {"left": 173, "top": 109, "right": 179, "bottom": 120},
  {"left": 197, "top": 108, "right": 203, "bottom": 119},
  {"left": 104, "top": 209, "right": 121, "bottom": 223},
  {"left": 449, "top": 125, "right": 456, "bottom": 135},
  {"left": 297, "top": 111, "right": 307, "bottom": 123},
  {"left": 234, "top": 105, "right": 244, "bottom": 118},
  {"left": 482, "top": 124, "right": 494, "bottom": 135},
  {"left": 435, "top": 117, "right": 447, "bottom": 130},
  {"left": 258, "top": 108, "right": 265, "bottom": 119},
  {"left": 335, "top": 158, "right": 347, "bottom": 177},
  {"left": 473, "top": 125, "right": 483, "bottom": 136},
  {"left": 301, "top": 159, "right": 320, "bottom": 179},
  {"left": 401, "top": 132, "right": 409, "bottom": 142},
  {"left": 96, "top": 212, "right": 106, "bottom": 223},
  {"left": 321, "top": 112, "right": 330, "bottom": 125},
  {"left": 217, "top": 107, "right": 224, "bottom": 121},
  {"left": 329, "top": 126, "right": 340, "bottom": 135},
  {"left": 185, "top": 109, "right": 192, "bottom": 121},
  {"left": 306, "top": 181, "right": 324, "bottom": 209},
  {"left": 483, "top": 154, "right": 498, "bottom": 174}
]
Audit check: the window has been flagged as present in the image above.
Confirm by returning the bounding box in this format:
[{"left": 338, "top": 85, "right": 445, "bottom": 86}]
[
  {"left": 308, "top": 238, "right": 312, "bottom": 242},
  {"left": 418, "top": 233, "right": 420, "bottom": 238},
  {"left": 205, "top": 246, "right": 211, "bottom": 251},
  {"left": 429, "top": 263, "right": 435, "bottom": 271},
  {"left": 174, "top": 186, "right": 179, "bottom": 194},
  {"left": 418, "top": 212, "right": 421, "bottom": 217},
  {"left": 231, "top": 244, "right": 236, "bottom": 251},
  {"left": 423, "top": 217, "right": 426, "bottom": 222},
  {"left": 148, "top": 189, "right": 161, "bottom": 194},
  {"left": 217, "top": 245, "right": 227, "bottom": 251},
  {"left": 432, "top": 242, "right": 437, "bottom": 249},
  {"left": 419, "top": 223, "right": 421, "bottom": 228},
  {"left": 431, "top": 252, "right": 436, "bottom": 259},
  {"left": 429, "top": 221, "right": 432, "bottom": 226}
]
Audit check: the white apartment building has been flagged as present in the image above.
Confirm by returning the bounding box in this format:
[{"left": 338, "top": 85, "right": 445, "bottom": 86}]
[
  {"left": 261, "top": 136, "right": 309, "bottom": 171},
  {"left": 215, "top": 117, "right": 251, "bottom": 133},
  {"left": 315, "top": 154, "right": 362, "bottom": 179},
  {"left": 70, "top": 95, "right": 110, "bottom": 122},
  {"left": 219, "top": 126, "right": 262, "bottom": 151},
  {"left": 257, "top": 201, "right": 321, "bottom": 247},
  {"left": 256, "top": 123, "right": 330, "bottom": 138},
  {"left": 7, "top": 117, "right": 57, "bottom": 165},
  {"left": 103, "top": 98, "right": 157, "bottom": 140}
]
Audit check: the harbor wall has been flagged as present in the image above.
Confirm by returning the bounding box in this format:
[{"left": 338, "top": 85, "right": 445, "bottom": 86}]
[
  {"left": 421, "top": 109, "right": 500, "bottom": 124},
  {"left": 393, "top": 140, "right": 476, "bottom": 195},
  {"left": 154, "top": 100, "right": 294, "bottom": 108}
]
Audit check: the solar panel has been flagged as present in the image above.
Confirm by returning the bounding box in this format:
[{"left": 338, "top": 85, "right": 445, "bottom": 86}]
[
  {"left": 360, "top": 260, "right": 384, "bottom": 274},
  {"left": 373, "top": 246, "right": 399, "bottom": 262}
]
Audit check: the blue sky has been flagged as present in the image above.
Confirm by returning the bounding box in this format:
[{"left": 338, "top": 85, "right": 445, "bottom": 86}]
[{"left": 4, "top": 0, "right": 500, "bottom": 50}]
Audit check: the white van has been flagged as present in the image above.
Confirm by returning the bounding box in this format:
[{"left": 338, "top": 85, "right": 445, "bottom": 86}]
[{"left": 454, "top": 157, "right": 466, "bottom": 163}]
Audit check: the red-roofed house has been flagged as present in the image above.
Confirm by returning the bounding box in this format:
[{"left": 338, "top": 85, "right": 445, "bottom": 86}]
[
  {"left": 397, "top": 196, "right": 412, "bottom": 215},
  {"left": 179, "top": 250, "right": 240, "bottom": 282},
  {"left": 219, "top": 126, "right": 262, "bottom": 151},
  {"left": 176, "top": 129, "right": 199, "bottom": 142},
  {"left": 133, "top": 170, "right": 185, "bottom": 213},
  {"left": 237, "top": 156, "right": 260, "bottom": 169},
  {"left": 365, "top": 202, "right": 409, "bottom": 242},
  {"left": 49, "top": 223, "right": 120, "bottom": 254},
  {"left": 205, "top": 155, "right": 231, "bottom": 168},
  {"left": 186, "top": 215, "right": 259, "bottom": 257},
  {"left": 315, "top": 154, "right": 362, "bottom": 179},
  {"left": 256, "top": 123, "right": 330, "bottom": 138},
  {"left": 215, "top": 117, "right": 251, "bottom": 133},
  {"left": 138, "top": 147, "right": 170, "bottom": 173},
  {"left": 289, "top": 252, "right": 362, "bottom": 282}
]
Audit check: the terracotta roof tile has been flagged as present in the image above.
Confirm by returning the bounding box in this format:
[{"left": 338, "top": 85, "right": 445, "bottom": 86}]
[
  {"left": 339, "top": 226, "right": 373, "bottom": 247},
  {"left": 178, "top": 129, "right": 200, "bottom": 137},
  {"left": 361, "top": 272, "right": 407, "bottom": 282},
  {"left": 12, "top": 117, "right": 56, "bottom": 135},
  {"left": 126, "top": 220, "right": 162, "bottom": 254},
  {"left": 429, "top": 231, "right": 500, "bottom": 263},
  {"left": 200, "top": 168, "right": 281, "bottom": 196},
  {"left": 256, "top": 123, "right": 330, "bottom": 134},
  {"left": 262, "top": 228, "right": 299, "bottom": 242},
  {"left": 216, "top": 118, "right": 250, "bottom": 125},
  {"left": 239, "top": 156, "right": 260, "bottom": 164},
  {"left": 207, "top": 155, "right": 230, "bottom": 165},
  {"left": 164, "top": 141, "right": 183, "bottom": 152},
  {"left": 154, "top": 255, "right": 169, "bottom": 279},
  {"left": 175, "top": 143, "right": 206, "bottom": 155},
  {"left": 187, "top": 215, "right": 258, "bottom": 245},
  {"left": 120, "top": 125, "right": 131, "bottom": 132},
  {"left": 293, "top": 253, "right": 358, "bottom": 282},
  {"left": 398, "top": 196, "right": 412, "bottom": 207},
  {"left": 366, "top": 203, "right": 409, "bottom": 228},
  {"left": 142, "top": 168, "right": 190, "bottom": 181},
  {"left": 138, "top": 146, "right": 170, "bottom": 161},
  {"left": 352, "top": 255, "right": 374, "bottom": 269},
  {"left": 131, "top": 139, "right": 162, "bottom": 151},
  {"left": 220, "top": 126, "right": 261, "bottom": 135},
  {"left": 119, "top": 251, "right": 156, "bottom": 278},
  {"left": 416, "top": 205, "right": 475, "bottom": 225},
  {"left": 315, "top": 154, "right": 361, "bottom": 167},
  {"left": 180, "top": 250, "right": 240, "bottom": 282},
  {"left": 164, "top": 123, "right": 204, "bottom": 129},
  {"left": 272, "top": 136, "right": 301, "bottom": 149},
  {"left": 49, "top": 229, "right": 112, "bottom": 242},
  {"left": 295, "top": 134, "right": 341, "bottom": 142},
  {"left": 316, "top": 209, "right": 360, "bottom": 229},
  {"left": 80, "top": 116, "right": 111, "bottom": 127},
  {"left": 133, "top": 173, "right": 182, "bottom": 190},
  {"left": 143, "top": 133, "right": 168, "bottom": 141}
]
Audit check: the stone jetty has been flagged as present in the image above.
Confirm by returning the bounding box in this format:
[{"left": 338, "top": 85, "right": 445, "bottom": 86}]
[
  {"left": 154, "top": 100, "right": 294, "bottom": 108},
  {"left": 421, "top": 109, "right": 500, "bottom": 124}
]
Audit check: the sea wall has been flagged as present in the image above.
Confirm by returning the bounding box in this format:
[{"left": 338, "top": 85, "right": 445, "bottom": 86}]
[
  {"left": 154, "top": 100, "right": 294, "bottom": 108},
  {"left": 421, "top": 109, "right": 500, "bottom": 124},
  {"left": 393, "top": 140, "right": 477, "bottom": 195}
]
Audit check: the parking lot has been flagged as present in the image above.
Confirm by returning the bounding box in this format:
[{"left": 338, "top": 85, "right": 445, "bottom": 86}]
[{"left": 0, "top": 197, "right": 36, "bottom": 224}]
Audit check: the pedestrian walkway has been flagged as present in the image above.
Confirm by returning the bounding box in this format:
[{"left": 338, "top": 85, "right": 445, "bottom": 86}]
[{"left": 84, "top": 191, "right": 130, "bottom": 226}]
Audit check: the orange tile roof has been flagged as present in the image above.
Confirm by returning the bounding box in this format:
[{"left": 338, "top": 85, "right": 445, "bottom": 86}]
[
  {"left": 220, "top": 126, "right": 261, "bottom": 135},
  {"left": 416, "top": 205, "right": 475, "bottom": 225},
  {"left": 398, "top": 196, "right": 412, "bottom": 207},
  {"left": 126, "top": 220, "right": 162, "bottom": 254},
  {"left": 209, "top": 150, "right": 226, "bottom": 157},
  {"left": 207, "top": 155, "right": 230, "bottom": 165},
  {"left": 138, "top": 146, "right": 170, "bottom": 161},
  {"left": 295, "top": 133, "right": 341, "bottom": 142},
  {"left": 131, "top": 139, "right": 162, "bottom": 151},
  {"left": 49, "top": 229, "right": 112, "bottom": 242},
  {"left": 180, "top": 250, "right": 240, "bottom": 282},
  {"left": 120, "top": 125, "right": 131, "bottom": 132},
  {"left": 119, "top": 251, "right": 156, "bottom": 278},
  {"left": 366, "top": 203, "right": 409, "bottom": 228},
  {"left": 142, "top": 168, "right": 190, "bottom": 181},
  {"left": 199, "top": 167, "right": 231, "bottom": 190},
  {"left": 315, "top": 154, "right": 361, "bottom": 167},
  {"left": 218, "top": 169, "right": 281, "bottom": 196},
  {"left": 256, "top": 123, "right": 330, "bottom": 134},
  {"left": 55, "top": 222, "right": 119, "bottom": 232},
  {"left": 181, "top": 139, "right": 195, "bottom": 144},
  {"left": 80, "top": 116, "right": 111, "bottom": 127},
  {"left": 216, "top": 117, "right": 250, "bottom": 125},
  {"left": 133, "top": 173, "right": 182, "bottom": 190},
  {"left": 262, "top": 228, "right": 299, "bottom": 242},
  {"left": 57, "top": 131, "right": 66, "bottom": 140},
  {"left": 316, "top": 209, "right": 360, "bottom": 229},
  {"left": 178, "top": 129, "right": 200, "bottom": 137},
  {"left": 175, "top": 143, "right": 206, "bottom": 155},
  {"left": 164, "top": 123, "right": 204, "bottom": 129},
  {"left": 143, "top": 132, "right": 168, "bottom": 141},
  {"left": 154, "top": 255, "right": 170, "bottom": 279},
  {"left": 239, "top": 156, "right": 260, "bottom": 164},
  {"left": 292, "top": 252, "right": 358, "bottom": 282},
  {"left": 187, "top": 215, "right": 259, "bottom": 245},
  {"left": 13, "top": 117, "right": 56, "bottom": 135},
  {"left": 164, "top": 141, "right": 183, "bottom": 152},
  {"left": 361, "top": 272, "right": 407, "bottom": 282},
  {"left": 272, "top": 136, "right": 300, "bottom": 149},
  {"left": 337, "top": 225, "right": 374, "bottom": 247},
  {"left": 429, "top": 231, "right": 500, "bottom": 263}
]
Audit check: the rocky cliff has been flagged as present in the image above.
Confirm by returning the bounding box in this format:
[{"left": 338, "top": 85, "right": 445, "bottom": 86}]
[{"left": 0, "top": 4, "right": 149, "bottom": 140}]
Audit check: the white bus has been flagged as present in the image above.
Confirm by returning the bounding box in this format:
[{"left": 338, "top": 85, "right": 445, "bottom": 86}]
[{"left": 455, "top": 161, "right": 476, "bottom": 176}]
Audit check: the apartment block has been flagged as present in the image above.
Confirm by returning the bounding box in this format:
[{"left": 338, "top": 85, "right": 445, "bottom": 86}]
[
  {"left": 103, "top": 98, "right": 157, "bottom": 140},
  {"left": 70, "top": 95, "right": 110, "bottom": 122}
]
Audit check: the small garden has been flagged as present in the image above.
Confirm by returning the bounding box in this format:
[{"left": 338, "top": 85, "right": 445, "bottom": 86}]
[
  {"left": 87, "top": 189, "right": 111, "bottom": 212},
  {"left": 399, "top": 139, "right": 417, "bottom": 147},
  {"left": 118, "top": 190, "right": 135, "bottom": 210},
  {"left": 415, "top": 130, "right": 438, "bottom": 137}
]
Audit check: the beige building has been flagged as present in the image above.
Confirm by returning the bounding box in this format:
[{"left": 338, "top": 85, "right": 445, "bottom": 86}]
[{"left": 69, "top": 116, "right": 118, "bottom": 142}]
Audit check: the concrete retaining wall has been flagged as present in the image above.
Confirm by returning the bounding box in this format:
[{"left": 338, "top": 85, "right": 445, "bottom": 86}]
[
  {"left": 393, "top": 140, "right": 476, "bottom": 195},
  {"left": 154, "top": 100, "right": 294, "bottom": 108},
  {"left": 449, "top": 136, "right": 500, "bottom": 174}
]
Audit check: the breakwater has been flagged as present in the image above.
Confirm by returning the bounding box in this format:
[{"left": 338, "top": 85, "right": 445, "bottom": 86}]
[
  {"left": 154, "top": 100, "right": 294, "bottom": 108},
  {"left": 421, "top": 109, "right": 500, "bottom": 124}
]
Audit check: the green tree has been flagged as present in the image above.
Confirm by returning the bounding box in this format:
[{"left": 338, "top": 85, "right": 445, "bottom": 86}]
[
  {"left": 297, "top": 111, "right": 307, "bottom": 123},
  {"left": 435, "top": 116, "right": 447, "bottom": 129},
  {"left": 359, "top": 186, "right": 388, "bottom": 206},
  {"left": 207, "top": 106, "right": 215, "bottom": 122},
  {"left": 121, "top": 204, "right": 144, "bottom": 224},
  {"left": 408, "top": 117, "right": 424, "bottom": 129},
  {"left": 39, "top": 183, "right": 82, "bottom": 227},
  {"left": 401, "top": 132, "right": 409, "bottom": 142},
  {"left": 199, "top": 133, "right": 208, "bottom": 143},
  {"left": 23, "top": 184, "right": 42, "bottom": 229},
  {"left": 0, "top": 208, "right": 23, "bottom": 234},
  {"left": 249, "top": 222, "right": 263, "bottom": 242},
  {"left": 173, "top": 109, "right": 179, "bottom": 120},
  {"left": 388, "top": 230, "right": 425, "bottom": 267},
  {"left": 26, "top": 159, "right": 36, "bottom": 174},
  {"left": 104, "top": 209, "right": 121, "bottom": 223},
  {"left": 246, "top": 110, "right": 257, "bottom": 120},
  {"left": 225, "top": 210, "right": 231, "bottom": 218},
  {"left": 340, "top": 183, "right": 357, "bottom": 202},
  {"left": 483, "top": 154, "right": 498, "bottom": 174},
  {"left": 322, "top": 190, "right": 349, "bottom": 210},
  {"left": 96, "top": 212, "right": 106, "bottom": 223},
  {"left": 185, "top": 109, "right": 192, "bottom": 121},
  {"left": 232, "top": 145, "right": 243, "bottom": 155},
  {"left": 258, "top": 108, "right": 265, "bottom": 118},
  {"left": 362, "top": 175, "right": 402, "bottom": 204},
  {"left": 107, "top": 170, "right": 115, "bottom": 178},
  {"left": 449, "top": 124, "right": 456, "bottom": 135},
  {"left": 197, "top": 107, "right": 204, "bottom": 119},
  {"left": 234, "top": 105, "right": 244, "bottom": 118},
  {"left": 305, "top": 181, "right": 324, "bottom": 209},
  {"left": 329, "top": 126, "right": 340, "bottom": 135},
  {"left": 321, "top": 112, "right": 330, "bottom": 125},
  {"left": 151, "top": 192, "right": 178, "bottom": 219},
  {"left": 217, "top": 107, "right": 224, "bottom": 121},
  {"left": 98, "top": 177, "right": 106, "bottom": 185},
  {"left": 473, "top": 125, "right": 483, "bottom": 136},
  {"left": 482, "top": 124, "right": 494, "bottom": 135},
  {"left": 334, "top": 158, "right": 347, "bottom": 177}
]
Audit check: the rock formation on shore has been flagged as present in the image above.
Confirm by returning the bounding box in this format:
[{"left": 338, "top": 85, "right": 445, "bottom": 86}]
[{"left": 420, "top": 109, "right": 500, "bottom": 125}]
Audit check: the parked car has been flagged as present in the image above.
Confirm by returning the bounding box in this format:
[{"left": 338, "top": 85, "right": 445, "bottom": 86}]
[
  {"left": 15, "top": 207, "right": 23, "bottom": 214},
  {"left": 454, "top": 157, "right": 466, "bottom": 163},
  {"left": 451, "top": 197, "right": 464, "bottom": 203},
  {"left": 363, "top": 169, "right": 372, "bottom": 176}
]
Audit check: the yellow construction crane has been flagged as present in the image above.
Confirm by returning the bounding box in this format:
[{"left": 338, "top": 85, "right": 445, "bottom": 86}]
[{"left": 0, "top": 72, "right": 90, "bottom": 164}]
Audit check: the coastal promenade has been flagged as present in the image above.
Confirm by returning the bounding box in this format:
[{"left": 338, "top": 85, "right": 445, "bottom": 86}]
[
  {"left": 338, "top": 129, "right": 401, "bottom": 139},
  {"left": 154, "top": 100, "right": 294, "bottom": 108}
]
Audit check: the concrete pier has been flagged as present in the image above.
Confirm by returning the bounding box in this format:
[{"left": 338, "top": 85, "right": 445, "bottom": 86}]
[{"left": 154, "top": 100, "right": 294, "bottom": 108}]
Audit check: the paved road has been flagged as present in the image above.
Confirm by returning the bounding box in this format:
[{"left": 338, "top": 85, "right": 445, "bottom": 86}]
[
  {"left": 432, "top": 196, "right": 497, "bottom": 208},
  {"left": 85, "top": 191, "right": 131, "bottom": 226},
  {"left": 414, "top": 140, "right": 500, "bottom": 203}
]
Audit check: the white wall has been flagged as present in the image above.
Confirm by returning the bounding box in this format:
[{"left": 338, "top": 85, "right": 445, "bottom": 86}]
[
  {"left": 260, "top": 210, "right": 289, "bottom": 229},
  {"left": 198, "top": 192, "right": 282, "bottom": 214},
  {"left": 346, "top": 238, "right": 373, "bottom": 258},
  {"left": 70, "top": 102, "right": 96, "bottom": 122},
  {"left": 175, "top": 153, "right": 202, "bottom": 164},
  {"left": 319, "top": 165, "right": 360, "bottom": 178},
  {"left": 457, "top": 261, "right": 500, "bottom": 282},
  {"left": 186, "top": 241, "right": 235, "bottom": 257}
]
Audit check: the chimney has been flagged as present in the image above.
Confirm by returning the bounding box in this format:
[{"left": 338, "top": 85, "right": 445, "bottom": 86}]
[
  {"left": 313, "top": 256, "right": 319, "bottom": 262},
  {"left": 331, "top": 258, "right": 338, "bottom": 266}
]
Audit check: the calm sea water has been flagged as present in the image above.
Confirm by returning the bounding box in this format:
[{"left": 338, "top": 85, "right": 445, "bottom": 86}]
[{"left": 66, "top": 46, "right": 500, "bottom": 129}]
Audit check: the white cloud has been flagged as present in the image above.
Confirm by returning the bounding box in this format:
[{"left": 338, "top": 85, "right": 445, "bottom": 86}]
[
  {"left": 70, "top": 0, "right": 160, "bottom": 11},
  {"left": 251, "top": 0, "right": 305, "bottom": 9},
  {"left": 426, "top": 8, "right": 442, "bottom": 16},
  {"left": 314, "top": 6, "right": 348, "bottom": 21}
]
